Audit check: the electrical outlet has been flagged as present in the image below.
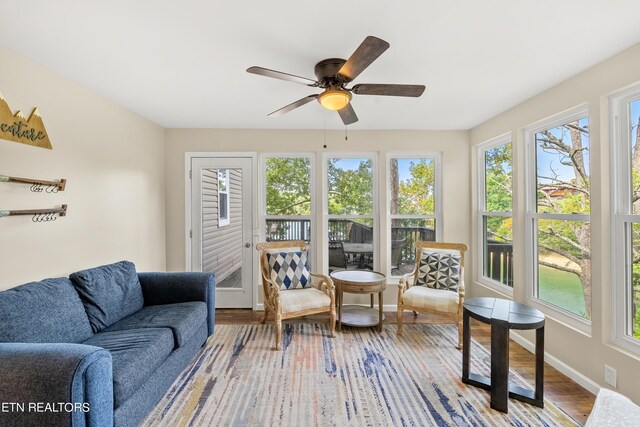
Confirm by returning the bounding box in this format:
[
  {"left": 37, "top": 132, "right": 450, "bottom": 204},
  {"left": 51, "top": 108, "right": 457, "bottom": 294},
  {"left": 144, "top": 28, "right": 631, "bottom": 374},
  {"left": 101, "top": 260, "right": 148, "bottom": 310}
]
[{"left": 604, "top": 365, "right": 617, "bottom": 388}]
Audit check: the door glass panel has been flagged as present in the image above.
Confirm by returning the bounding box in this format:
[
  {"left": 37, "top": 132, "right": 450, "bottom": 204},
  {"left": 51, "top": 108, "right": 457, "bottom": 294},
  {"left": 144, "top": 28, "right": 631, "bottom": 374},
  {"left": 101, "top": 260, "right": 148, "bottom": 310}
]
[{"left": 202, "top": 168, "right": 243, "bottom": 289}]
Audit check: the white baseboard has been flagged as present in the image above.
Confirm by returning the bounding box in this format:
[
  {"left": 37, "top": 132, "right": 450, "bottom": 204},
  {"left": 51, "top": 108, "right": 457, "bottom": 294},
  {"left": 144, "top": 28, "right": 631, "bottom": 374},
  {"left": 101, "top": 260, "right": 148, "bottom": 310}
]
[{"left": 510, "top": 331, "right": 600, "bottom": 395}]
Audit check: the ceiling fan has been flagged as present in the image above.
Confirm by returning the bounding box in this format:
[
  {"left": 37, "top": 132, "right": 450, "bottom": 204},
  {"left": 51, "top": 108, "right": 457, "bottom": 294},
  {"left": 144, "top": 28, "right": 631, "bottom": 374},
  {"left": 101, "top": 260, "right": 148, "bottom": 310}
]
[{"left": 247, "top": 36, "right": 426, "bottom": 125}]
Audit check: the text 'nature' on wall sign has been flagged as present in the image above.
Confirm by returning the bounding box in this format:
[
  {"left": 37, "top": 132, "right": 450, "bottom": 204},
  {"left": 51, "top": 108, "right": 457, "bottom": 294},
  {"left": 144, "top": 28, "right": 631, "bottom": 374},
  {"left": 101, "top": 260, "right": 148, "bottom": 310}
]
[{"left": 0, "top": 91, "right": 52, "bottom": 150}]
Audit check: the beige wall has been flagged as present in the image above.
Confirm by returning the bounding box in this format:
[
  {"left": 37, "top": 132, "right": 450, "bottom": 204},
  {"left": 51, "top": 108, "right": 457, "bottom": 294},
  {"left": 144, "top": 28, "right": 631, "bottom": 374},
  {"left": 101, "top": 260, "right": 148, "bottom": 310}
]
[
  {"left": 165, "top": 128, "right": 470, "bottom": 305},
  {"left": 0, "top": 46, "right": 166, "bottom": 289},
  {"left": 470, "top": 43, "right": 640, "bottom": 401}
]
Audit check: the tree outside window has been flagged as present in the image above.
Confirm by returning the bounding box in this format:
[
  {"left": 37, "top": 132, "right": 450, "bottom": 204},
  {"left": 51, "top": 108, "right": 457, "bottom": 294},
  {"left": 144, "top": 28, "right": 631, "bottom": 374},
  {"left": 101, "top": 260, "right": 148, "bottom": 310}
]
[
  {"left": 480, "top": 139, "right": 513, "bottom": 287},
  {"left": 264, "top": 156, "right": 312, "bottom": 245},
  {"left": 531, "top": 115, "right": 591, "bottom": 320},
  {"left": 626, "top": 99, "right": 640, "bottom": 338},
  {"left": 389, "top": 157, "right": 438, "bottom": 276},
  {"left": 327, "top": 157, "right": 376, "bottom": 272}
]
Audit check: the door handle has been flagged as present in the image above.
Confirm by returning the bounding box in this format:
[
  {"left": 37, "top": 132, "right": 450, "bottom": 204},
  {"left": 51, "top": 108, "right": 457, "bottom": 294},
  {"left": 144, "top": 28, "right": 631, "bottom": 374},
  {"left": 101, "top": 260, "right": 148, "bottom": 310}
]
[{"left": 245, "top": 243, "right": 251, "bottom": 248}]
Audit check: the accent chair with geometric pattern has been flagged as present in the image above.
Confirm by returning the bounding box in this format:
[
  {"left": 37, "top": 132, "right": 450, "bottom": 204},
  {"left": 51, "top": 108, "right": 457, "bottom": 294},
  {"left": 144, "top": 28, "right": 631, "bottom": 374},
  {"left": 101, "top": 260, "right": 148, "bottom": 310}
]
[
  {"left": 256, "top": 240, "right": 336, "bottom": 350},
  {"left": 397, "top": 241, "right": 469, "bottom": 349}
]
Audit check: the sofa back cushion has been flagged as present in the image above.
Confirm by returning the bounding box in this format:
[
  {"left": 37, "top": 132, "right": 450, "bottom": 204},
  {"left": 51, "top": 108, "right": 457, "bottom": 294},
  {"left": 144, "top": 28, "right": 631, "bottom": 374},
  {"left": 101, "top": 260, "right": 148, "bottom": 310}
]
[
  {"left": 70, "top": 261, "right": 144, "bottom": 333},
  {"left": 0, "top": 278, "right": 93, "bottom": 343}
]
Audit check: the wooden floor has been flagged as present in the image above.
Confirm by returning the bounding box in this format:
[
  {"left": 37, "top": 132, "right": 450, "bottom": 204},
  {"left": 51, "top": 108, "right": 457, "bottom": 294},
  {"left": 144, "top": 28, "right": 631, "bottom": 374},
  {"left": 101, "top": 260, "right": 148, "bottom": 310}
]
[{"left": 216, "top": 309, "right": 596, "bottom": 425}]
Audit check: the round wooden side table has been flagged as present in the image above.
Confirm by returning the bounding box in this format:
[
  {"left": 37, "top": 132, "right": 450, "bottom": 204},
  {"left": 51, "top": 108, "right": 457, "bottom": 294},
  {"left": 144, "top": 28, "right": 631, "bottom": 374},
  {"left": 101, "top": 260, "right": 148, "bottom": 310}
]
[{"left": 329, "top": 270, "right": 386, "bottom": 332}]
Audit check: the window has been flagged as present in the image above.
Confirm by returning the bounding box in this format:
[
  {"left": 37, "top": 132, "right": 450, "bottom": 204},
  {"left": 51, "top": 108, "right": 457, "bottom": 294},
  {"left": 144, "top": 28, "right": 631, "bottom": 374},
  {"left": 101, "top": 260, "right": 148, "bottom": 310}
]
[
  {"left": 388, "top": 154, "right": 440, "bottom": 277},
  {"left": 612, "top": 85, "right": 640, "bottom": 351},
  {"left": 262, "top": 155, "right": 313, "bottom": 248},
  {"left": 326, "top": 155, "right": 377, "bottom": 272},
  {"left": 478, "top": 135, "right": 513, "bottom": 290},
  {"left": 217, "top": 169, "right": 230, "bottom": 227},
  {"left": 525, "top": 106, "right": 591, "bottom": 325}
]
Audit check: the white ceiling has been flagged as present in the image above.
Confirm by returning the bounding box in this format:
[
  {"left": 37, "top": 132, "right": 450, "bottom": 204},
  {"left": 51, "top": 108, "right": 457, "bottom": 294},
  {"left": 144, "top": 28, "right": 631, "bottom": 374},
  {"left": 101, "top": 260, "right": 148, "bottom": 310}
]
[{"left": 0, "top": 1, "right": 639, "bottom": 130}]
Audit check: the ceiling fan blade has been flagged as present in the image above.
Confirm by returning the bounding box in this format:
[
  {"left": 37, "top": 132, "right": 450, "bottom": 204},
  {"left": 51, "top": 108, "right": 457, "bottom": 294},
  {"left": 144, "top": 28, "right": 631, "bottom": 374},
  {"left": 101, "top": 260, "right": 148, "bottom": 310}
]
[
  {"left": 352, "top": 84, "right": 426, "bottom": 97},
  {"left": 268, "top": 95, "right": 318, "bottom": 117},
  {"left": 247, "top": 66, "right": 318, "bottom": 86},
  {"left": 337, "top": 103, "right": 358, "bottom": 125},
  {"left": 337, "top": 36, "right": 390, "bottom": 83}
]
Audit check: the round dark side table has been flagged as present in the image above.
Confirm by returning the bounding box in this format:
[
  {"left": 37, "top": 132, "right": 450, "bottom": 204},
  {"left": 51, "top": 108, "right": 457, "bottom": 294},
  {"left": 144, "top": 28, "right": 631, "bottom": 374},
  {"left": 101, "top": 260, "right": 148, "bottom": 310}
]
[{"left": 462, "top": 297, "right": 545, "bottom": 413}]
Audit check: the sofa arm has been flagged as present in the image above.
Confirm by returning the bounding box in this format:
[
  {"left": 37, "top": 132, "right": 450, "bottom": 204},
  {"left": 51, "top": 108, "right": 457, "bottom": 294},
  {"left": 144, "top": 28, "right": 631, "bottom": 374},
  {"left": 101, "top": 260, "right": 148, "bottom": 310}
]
[
  {"left": 138, "top": 272, "right": 215, "bottom": 336},
  {"left": 0, "top": 343, "right": 113, "bottom": 427},
  {"left": 585, "top": 388, "right": 640, "bottom": 427}
]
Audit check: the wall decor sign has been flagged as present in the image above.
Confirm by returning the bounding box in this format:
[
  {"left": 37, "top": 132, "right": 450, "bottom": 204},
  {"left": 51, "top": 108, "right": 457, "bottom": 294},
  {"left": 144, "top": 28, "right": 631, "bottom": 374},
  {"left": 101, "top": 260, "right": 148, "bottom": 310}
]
[{"left": 0, "top": 91, "right": 52, "bottom": 149}]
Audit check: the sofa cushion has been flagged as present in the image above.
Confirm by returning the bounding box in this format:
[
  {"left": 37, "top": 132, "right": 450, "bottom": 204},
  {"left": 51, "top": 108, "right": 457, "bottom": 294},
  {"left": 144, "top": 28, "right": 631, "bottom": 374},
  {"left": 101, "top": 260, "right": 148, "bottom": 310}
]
[
  {"left": 102, "top": 302, "right": 207, "bottom": 348},
  {"left": 0, "top": 278, "right": 93, "bottom": 343},
  {"left": 70, "top": 261, "right": 144, "bottom": 333},
  {"left": 83, "top": 328, "right": 173, "bottom": 407}
]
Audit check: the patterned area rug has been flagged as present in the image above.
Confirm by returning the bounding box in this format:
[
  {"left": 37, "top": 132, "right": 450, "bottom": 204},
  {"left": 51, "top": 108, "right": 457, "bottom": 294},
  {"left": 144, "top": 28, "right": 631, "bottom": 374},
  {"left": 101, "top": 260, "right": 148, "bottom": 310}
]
[{"left": 143, "top": 324, "right": 577, "bottom": 426}]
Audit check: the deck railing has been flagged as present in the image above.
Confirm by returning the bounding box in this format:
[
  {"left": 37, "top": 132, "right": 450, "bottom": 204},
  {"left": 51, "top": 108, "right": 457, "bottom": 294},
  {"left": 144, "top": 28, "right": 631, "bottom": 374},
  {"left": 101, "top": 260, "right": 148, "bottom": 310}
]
[
  {"left": 485, "top": 240, "right": 513, "bottom": 287},
  {"left": 266, "top": 219, "right": 311, "bottom": 242},
  {"left": 265, "top": 219, "right": 514, "bottom": 286}
]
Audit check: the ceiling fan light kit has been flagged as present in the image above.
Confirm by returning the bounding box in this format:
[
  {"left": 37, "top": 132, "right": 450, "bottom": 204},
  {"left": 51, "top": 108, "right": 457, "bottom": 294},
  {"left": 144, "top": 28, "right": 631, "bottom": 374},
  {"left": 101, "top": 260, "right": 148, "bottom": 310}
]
[
  {"left": 247, "top": 36, "right": 426, "bottom": 124},
  {"left": 318, "top": 88, "right": 351, "bottom": 111}
]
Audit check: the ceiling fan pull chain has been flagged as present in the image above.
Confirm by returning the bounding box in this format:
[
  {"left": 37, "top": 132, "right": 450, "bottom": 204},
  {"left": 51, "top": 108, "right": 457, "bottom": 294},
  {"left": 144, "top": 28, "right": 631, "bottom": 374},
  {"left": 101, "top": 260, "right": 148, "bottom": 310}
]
[{"left": 345, "top": 125, "right": 348, "bottom": 141}]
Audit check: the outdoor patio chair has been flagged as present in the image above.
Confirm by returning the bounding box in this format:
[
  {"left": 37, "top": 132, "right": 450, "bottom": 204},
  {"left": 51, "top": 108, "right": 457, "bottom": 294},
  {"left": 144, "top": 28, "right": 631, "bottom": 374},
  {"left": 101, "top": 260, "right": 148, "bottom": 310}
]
[
  {"left": 390, "top": 237, "right": 407, "bottom": 271},
  {"left": 328, "top": 240, "right": 349, "bottom": 271},
  {"left": 257, "top": 240, "right": 336, "bottom": 350},
  {"left": 397, "top": 241, "right": 468, "bottom": 349}
]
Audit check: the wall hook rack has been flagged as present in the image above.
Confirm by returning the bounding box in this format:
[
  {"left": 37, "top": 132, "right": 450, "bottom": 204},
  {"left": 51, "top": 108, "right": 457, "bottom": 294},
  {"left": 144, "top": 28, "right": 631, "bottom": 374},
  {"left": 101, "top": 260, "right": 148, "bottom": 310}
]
[
  {"left": 0, "top": 174, "right": 66, "bottom": 193},
  {"left": 0, "top": 204, "right": 67, "bottom": 222}
]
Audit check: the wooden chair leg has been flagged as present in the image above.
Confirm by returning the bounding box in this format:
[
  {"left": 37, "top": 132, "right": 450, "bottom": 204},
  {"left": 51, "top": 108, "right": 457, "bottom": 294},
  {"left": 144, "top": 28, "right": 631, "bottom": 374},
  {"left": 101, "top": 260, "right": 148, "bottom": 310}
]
[
  {"left": 397, "top": 305, "right": 403, "bottom": 336},
  {"left": 329, "top": 306, "right": 336, "bottom": 338},
  {"left": 275, "top": 313, "right": 282, "bottom": 351},
  {"left": 413, "top": 311, "right": 419, "bottom": 317},
  {"left": 262, "top": 307, "right": 269, "bottom": 323}
]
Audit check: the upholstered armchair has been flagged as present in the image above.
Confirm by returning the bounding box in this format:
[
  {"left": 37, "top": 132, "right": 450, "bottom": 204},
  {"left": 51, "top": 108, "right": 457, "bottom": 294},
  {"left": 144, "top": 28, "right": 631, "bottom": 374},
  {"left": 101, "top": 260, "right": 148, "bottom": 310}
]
[
  {"left": 397, "top": 241, "right": 469, "bottom": 349},
  {"left": 256, "top": 240, "right": 336, "bottom": 350}
]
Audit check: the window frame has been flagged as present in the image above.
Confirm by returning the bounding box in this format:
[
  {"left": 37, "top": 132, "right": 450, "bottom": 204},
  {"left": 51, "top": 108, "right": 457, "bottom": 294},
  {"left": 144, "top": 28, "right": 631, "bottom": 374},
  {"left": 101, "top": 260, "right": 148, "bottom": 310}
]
[
  {"left": 476, "top": 133, "right": 514, "bottom": 295},
  {"left": 524, "top": 104, "right": 592, "bottom": 333},
  {"left": 385, "top": 152, "right": 442, "bottom": 279},
  {"left": 217, "top": 169, "right": 230, "bottom": 227},
  {"left": 611, "top": 83, "right": 640, "bottom": 354},
  {"left": 322, "top": 152, "right": 379, "bottom": 274},
  {"left": 259, "top": 153, "right": 316, "bottom": 261}
]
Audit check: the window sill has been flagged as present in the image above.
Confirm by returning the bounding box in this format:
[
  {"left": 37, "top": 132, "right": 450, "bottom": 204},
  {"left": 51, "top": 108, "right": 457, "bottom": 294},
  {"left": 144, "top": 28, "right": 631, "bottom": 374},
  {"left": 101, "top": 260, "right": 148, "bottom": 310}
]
[
  {"left": 525, "top": 298, "right": 592, "bottom": 337},
  {"left": 474, "top": 277, "right": 514, "bottom": 298},
  {"left": 610, "top": 336, "right": 640, "bottom": 361}
]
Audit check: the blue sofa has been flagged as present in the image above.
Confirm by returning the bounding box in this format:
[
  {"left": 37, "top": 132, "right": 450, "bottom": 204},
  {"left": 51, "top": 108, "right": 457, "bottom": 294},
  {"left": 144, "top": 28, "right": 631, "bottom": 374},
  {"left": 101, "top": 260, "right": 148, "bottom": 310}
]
[{"left": 0, "top": 261, "right": 215, "bottom": 427}]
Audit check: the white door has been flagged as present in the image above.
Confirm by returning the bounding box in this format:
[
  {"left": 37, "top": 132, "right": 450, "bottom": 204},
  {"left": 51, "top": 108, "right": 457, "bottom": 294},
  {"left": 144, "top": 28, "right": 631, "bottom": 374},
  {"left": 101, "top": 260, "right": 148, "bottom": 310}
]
[{"left": 191, "top": 157, "right": 253, "bottom": 308}]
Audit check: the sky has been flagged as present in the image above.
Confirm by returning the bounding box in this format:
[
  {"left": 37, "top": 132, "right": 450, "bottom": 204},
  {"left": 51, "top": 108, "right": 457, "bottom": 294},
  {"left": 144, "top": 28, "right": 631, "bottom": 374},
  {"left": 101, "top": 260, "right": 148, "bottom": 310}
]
[{"left": 536, "top": 117, "right": 590, "bottom": 185}]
